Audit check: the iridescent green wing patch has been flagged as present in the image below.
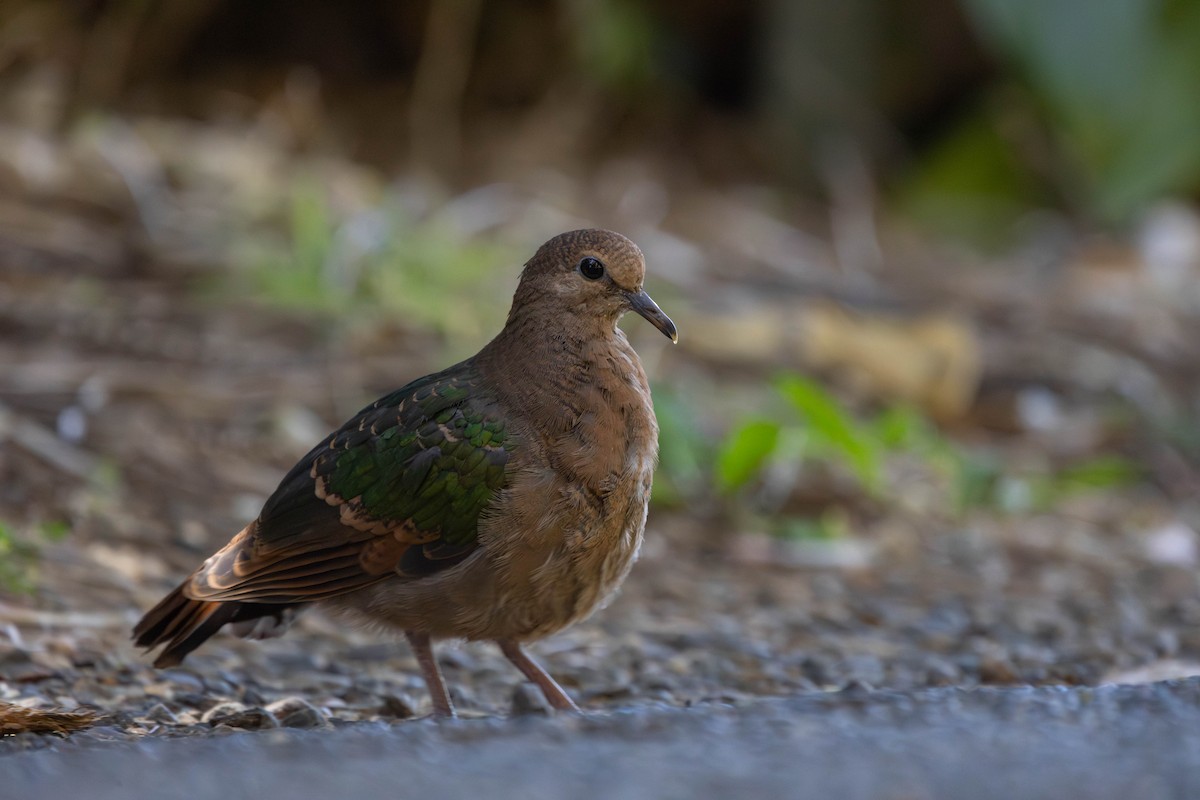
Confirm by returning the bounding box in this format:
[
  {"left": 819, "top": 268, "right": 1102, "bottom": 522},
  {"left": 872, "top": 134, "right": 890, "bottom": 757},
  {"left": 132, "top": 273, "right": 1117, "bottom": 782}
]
[{"left": 309, "top": 367, "right": 513, "bottom": 549}]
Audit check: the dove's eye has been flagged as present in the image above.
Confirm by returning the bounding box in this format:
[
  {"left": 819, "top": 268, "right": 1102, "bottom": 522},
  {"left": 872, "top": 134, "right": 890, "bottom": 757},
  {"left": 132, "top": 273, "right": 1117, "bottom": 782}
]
[{"left": 579, "top": 257, "right": 604, "bottom": 280}]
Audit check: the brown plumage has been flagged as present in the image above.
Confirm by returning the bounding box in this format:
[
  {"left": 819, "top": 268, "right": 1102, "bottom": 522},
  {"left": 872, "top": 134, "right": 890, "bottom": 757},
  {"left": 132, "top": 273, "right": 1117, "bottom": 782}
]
[{"left": 133, "top": 229, "right": 676, "bottom": 716}]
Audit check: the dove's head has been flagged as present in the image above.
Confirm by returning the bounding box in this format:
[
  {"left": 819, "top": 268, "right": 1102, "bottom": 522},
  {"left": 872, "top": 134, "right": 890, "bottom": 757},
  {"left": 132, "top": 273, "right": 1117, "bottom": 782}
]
[{"left": 511, "top": 228, "right": 677, "bottom": 343}]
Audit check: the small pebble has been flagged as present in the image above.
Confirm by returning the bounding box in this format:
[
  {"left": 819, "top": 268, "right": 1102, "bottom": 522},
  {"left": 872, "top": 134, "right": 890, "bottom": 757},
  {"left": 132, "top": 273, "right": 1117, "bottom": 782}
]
[
  {"left": 839, "top": 680, "right": 874, "bottom": 695},
  {"left": 800, "top": 657, "right": 833, "bottom": 687},
  {"left": 241, "top": 687, "right": 266, "bottom": 706},
  {"left": 101, "top": 710, "right": 137, "bottom": 729},
  {"left": 77, "top": 725, "right": 130, "bottom": 742},
  {"left": 175, "top": 692, "right": 221, "bottom": 711},
  {"left": 979, "top": 657, "right": 1019, "bottom": 684},
  {"left": 510, "top": 683, "right": 552, "bottom": 716},
  {"left": 201, "top": 701, "right": 246, "bottom": 723},
  {"left": 142, "top": 703, "right": 179, "bottom": 724},
  {"left": 267, "top": 697, "right": 327, "bottom": 729},
  {"left": 378, "top": 695, "right": 416, "bottom": 719},
  {"left": 924, "top": 658, "right": 961, "bottom": 687},
  {"left": 203, "top": 702, "right": 279, "bottom": 731},
  {"left": 160, "top": 670, "right": 205, "bottom": 693}
]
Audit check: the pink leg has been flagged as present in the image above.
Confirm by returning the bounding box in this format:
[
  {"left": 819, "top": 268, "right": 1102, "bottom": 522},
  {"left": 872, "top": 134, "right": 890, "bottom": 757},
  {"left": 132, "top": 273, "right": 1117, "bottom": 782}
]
[
  {"left": 406, "top": 631, "right": 455, "bottom": 718},
  {"left": 497, "top": 639, "right": 580, "bottom": 712}
]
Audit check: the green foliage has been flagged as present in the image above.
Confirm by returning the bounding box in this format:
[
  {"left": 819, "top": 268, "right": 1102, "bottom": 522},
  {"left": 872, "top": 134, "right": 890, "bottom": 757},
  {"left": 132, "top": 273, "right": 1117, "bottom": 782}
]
[
  {"left": 712, "top": 374, "right": 1144, "bottom": 532},
  {"left": 897, "top": 108, "right": 1045, "bottom": 248},
  {"left": 776, "top": 511, "right": 851, "bottom": 542},
  {"left": 37, "top": 520, "right": 70, "bottom": 541},
  {"left": 570, "top": 0, "right": 659, "bottom": 89},
  {"left": 0, "top": 522, "right": 35, "bottom": 594},
  {"left": 716, "top": 418, "right": 781, "bottom": 493},
  {"left": 242, "top": 177, "right": 517, "bottom": 351},
  {"left": 968, "top": 455, "right": 1144, "bottom": 515},
  {"left": 1053, "top": 456, "right": 1142, "bottom": 493},
  {"left": 717, "top": 377, "right": 887, "bottom": 497},
  {"left": 777, "top": 376, "right": 882, "bottom": 492},
  {"left": 871, "top": 404, "right": 937, "bottom": 450},
  {"left": 0, "top": 521, "right": 67, "bottom": 595},
  {"left": 290, "top": 175, "right": 335, "bottom": 290},
  {"left": 962, "top": 0, "right": 1200, "bottom": 222}
]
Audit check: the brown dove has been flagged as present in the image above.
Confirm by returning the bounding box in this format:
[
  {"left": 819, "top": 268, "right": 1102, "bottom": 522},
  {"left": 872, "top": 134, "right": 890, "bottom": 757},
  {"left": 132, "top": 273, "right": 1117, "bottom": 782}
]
[{"left": 134, "top": 229, "right": 677, "bottom": 716}]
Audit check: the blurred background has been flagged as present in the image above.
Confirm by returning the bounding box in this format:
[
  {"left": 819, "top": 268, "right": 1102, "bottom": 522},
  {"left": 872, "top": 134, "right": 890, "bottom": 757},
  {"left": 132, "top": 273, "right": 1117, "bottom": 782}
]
[{"left": 4, "top": 0, "right": 1200, "bottom": 724}]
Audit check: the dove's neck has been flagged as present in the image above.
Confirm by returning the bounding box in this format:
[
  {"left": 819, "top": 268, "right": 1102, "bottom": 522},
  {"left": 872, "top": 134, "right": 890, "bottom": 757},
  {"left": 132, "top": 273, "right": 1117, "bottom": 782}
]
[{"left": 476, "top": 295, "right": 642, "bottom": 430}]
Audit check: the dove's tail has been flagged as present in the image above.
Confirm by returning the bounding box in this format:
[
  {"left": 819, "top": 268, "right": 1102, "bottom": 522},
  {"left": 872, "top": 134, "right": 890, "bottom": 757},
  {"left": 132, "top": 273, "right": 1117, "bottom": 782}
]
[{"left": 133, "top": 582, "right": 304, "bottom": 667}]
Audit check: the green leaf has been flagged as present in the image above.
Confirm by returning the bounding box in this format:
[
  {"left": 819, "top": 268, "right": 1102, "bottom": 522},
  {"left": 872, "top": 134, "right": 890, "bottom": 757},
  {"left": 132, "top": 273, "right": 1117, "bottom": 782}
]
[
  {"left": 776, "top": 376, "right": 881, "bottom": 491},
  {"left": 1055, "top": 456, "right": 1142, "bottom": 492},
  {"left": 1027, "top": 456, "right": 1143, "bottom": 510},
  {"left": 873, "top": 405, "right": 926, "bottom": 450},
  {"left": 38, "top": 520, "right": 70, "bottom": 541},
  {"left": 775, "top": 511, "right": 850, "bottom": 541},
  {"left": 716, "top": 418, "right": 782, "bottom": 493},
  {"left": 0, "top": 522, "right": 39, "bottom": 595}
]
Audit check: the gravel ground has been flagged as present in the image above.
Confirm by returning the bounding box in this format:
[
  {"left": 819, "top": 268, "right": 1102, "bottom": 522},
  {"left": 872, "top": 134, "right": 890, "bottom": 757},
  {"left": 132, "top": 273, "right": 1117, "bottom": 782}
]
[
  {"left": 3, "top": 507, "right": 1200, "bottom": 755},
  {"left": 7, "top": 679, "right": 1200, "bottom": 800}
]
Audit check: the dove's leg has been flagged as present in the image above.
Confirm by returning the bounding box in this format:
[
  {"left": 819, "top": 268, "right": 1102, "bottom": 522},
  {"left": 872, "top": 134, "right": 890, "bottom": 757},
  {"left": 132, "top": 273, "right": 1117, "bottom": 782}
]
[
  {"left": 497, "top": 639, "right": 580, "bottom": 712},
  {"left": 406, "top": 631, "right": 455, "bottom": 718}
]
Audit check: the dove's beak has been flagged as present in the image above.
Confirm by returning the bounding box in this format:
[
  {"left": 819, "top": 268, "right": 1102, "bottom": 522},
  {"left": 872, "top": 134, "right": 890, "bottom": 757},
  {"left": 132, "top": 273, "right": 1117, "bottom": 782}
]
[{"left": 627, "top": 289, "right": 678, "bottom": 343}]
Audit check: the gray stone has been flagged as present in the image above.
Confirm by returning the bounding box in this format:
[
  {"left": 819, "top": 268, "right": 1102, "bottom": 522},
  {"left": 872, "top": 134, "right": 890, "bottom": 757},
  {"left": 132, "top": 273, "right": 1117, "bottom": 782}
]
[
  {"left": 378, "top": 695, "right": 416, "bottom": 719},
  {"left": 202, "top": 702, "right": 279, "bottom": 731},
  {"left": 266, "top": 697, "right": 327, "bottom": 729},
  {"left": 142, "top": 703, "right": 179, "bottom": 725},
  {"left": 510, "top": 683, "right": 552, "bottom": 716}
]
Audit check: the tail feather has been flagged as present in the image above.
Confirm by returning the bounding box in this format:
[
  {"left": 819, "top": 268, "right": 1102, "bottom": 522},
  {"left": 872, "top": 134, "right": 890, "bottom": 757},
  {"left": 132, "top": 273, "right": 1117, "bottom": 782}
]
[{"left": 133, "top": 581, "right": 305, "bottom": 668}]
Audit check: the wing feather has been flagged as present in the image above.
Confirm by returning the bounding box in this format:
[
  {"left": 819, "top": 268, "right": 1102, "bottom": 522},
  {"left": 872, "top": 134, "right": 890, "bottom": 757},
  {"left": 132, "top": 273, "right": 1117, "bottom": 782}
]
[{"left": 183, "top": 363, "right": 513, "bottom": 604}]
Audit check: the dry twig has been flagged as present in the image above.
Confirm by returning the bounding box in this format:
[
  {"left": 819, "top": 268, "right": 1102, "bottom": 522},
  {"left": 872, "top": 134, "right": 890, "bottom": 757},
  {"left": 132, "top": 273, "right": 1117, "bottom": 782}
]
[{"left": 0, "top": 701, "right": 96, "bottom": 736}]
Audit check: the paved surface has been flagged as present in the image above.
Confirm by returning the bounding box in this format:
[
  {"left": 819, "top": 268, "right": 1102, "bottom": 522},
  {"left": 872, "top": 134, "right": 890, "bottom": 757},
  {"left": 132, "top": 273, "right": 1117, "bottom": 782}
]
[{"left": 6, "top": 679, "right": 1200, "bottom": 800}]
